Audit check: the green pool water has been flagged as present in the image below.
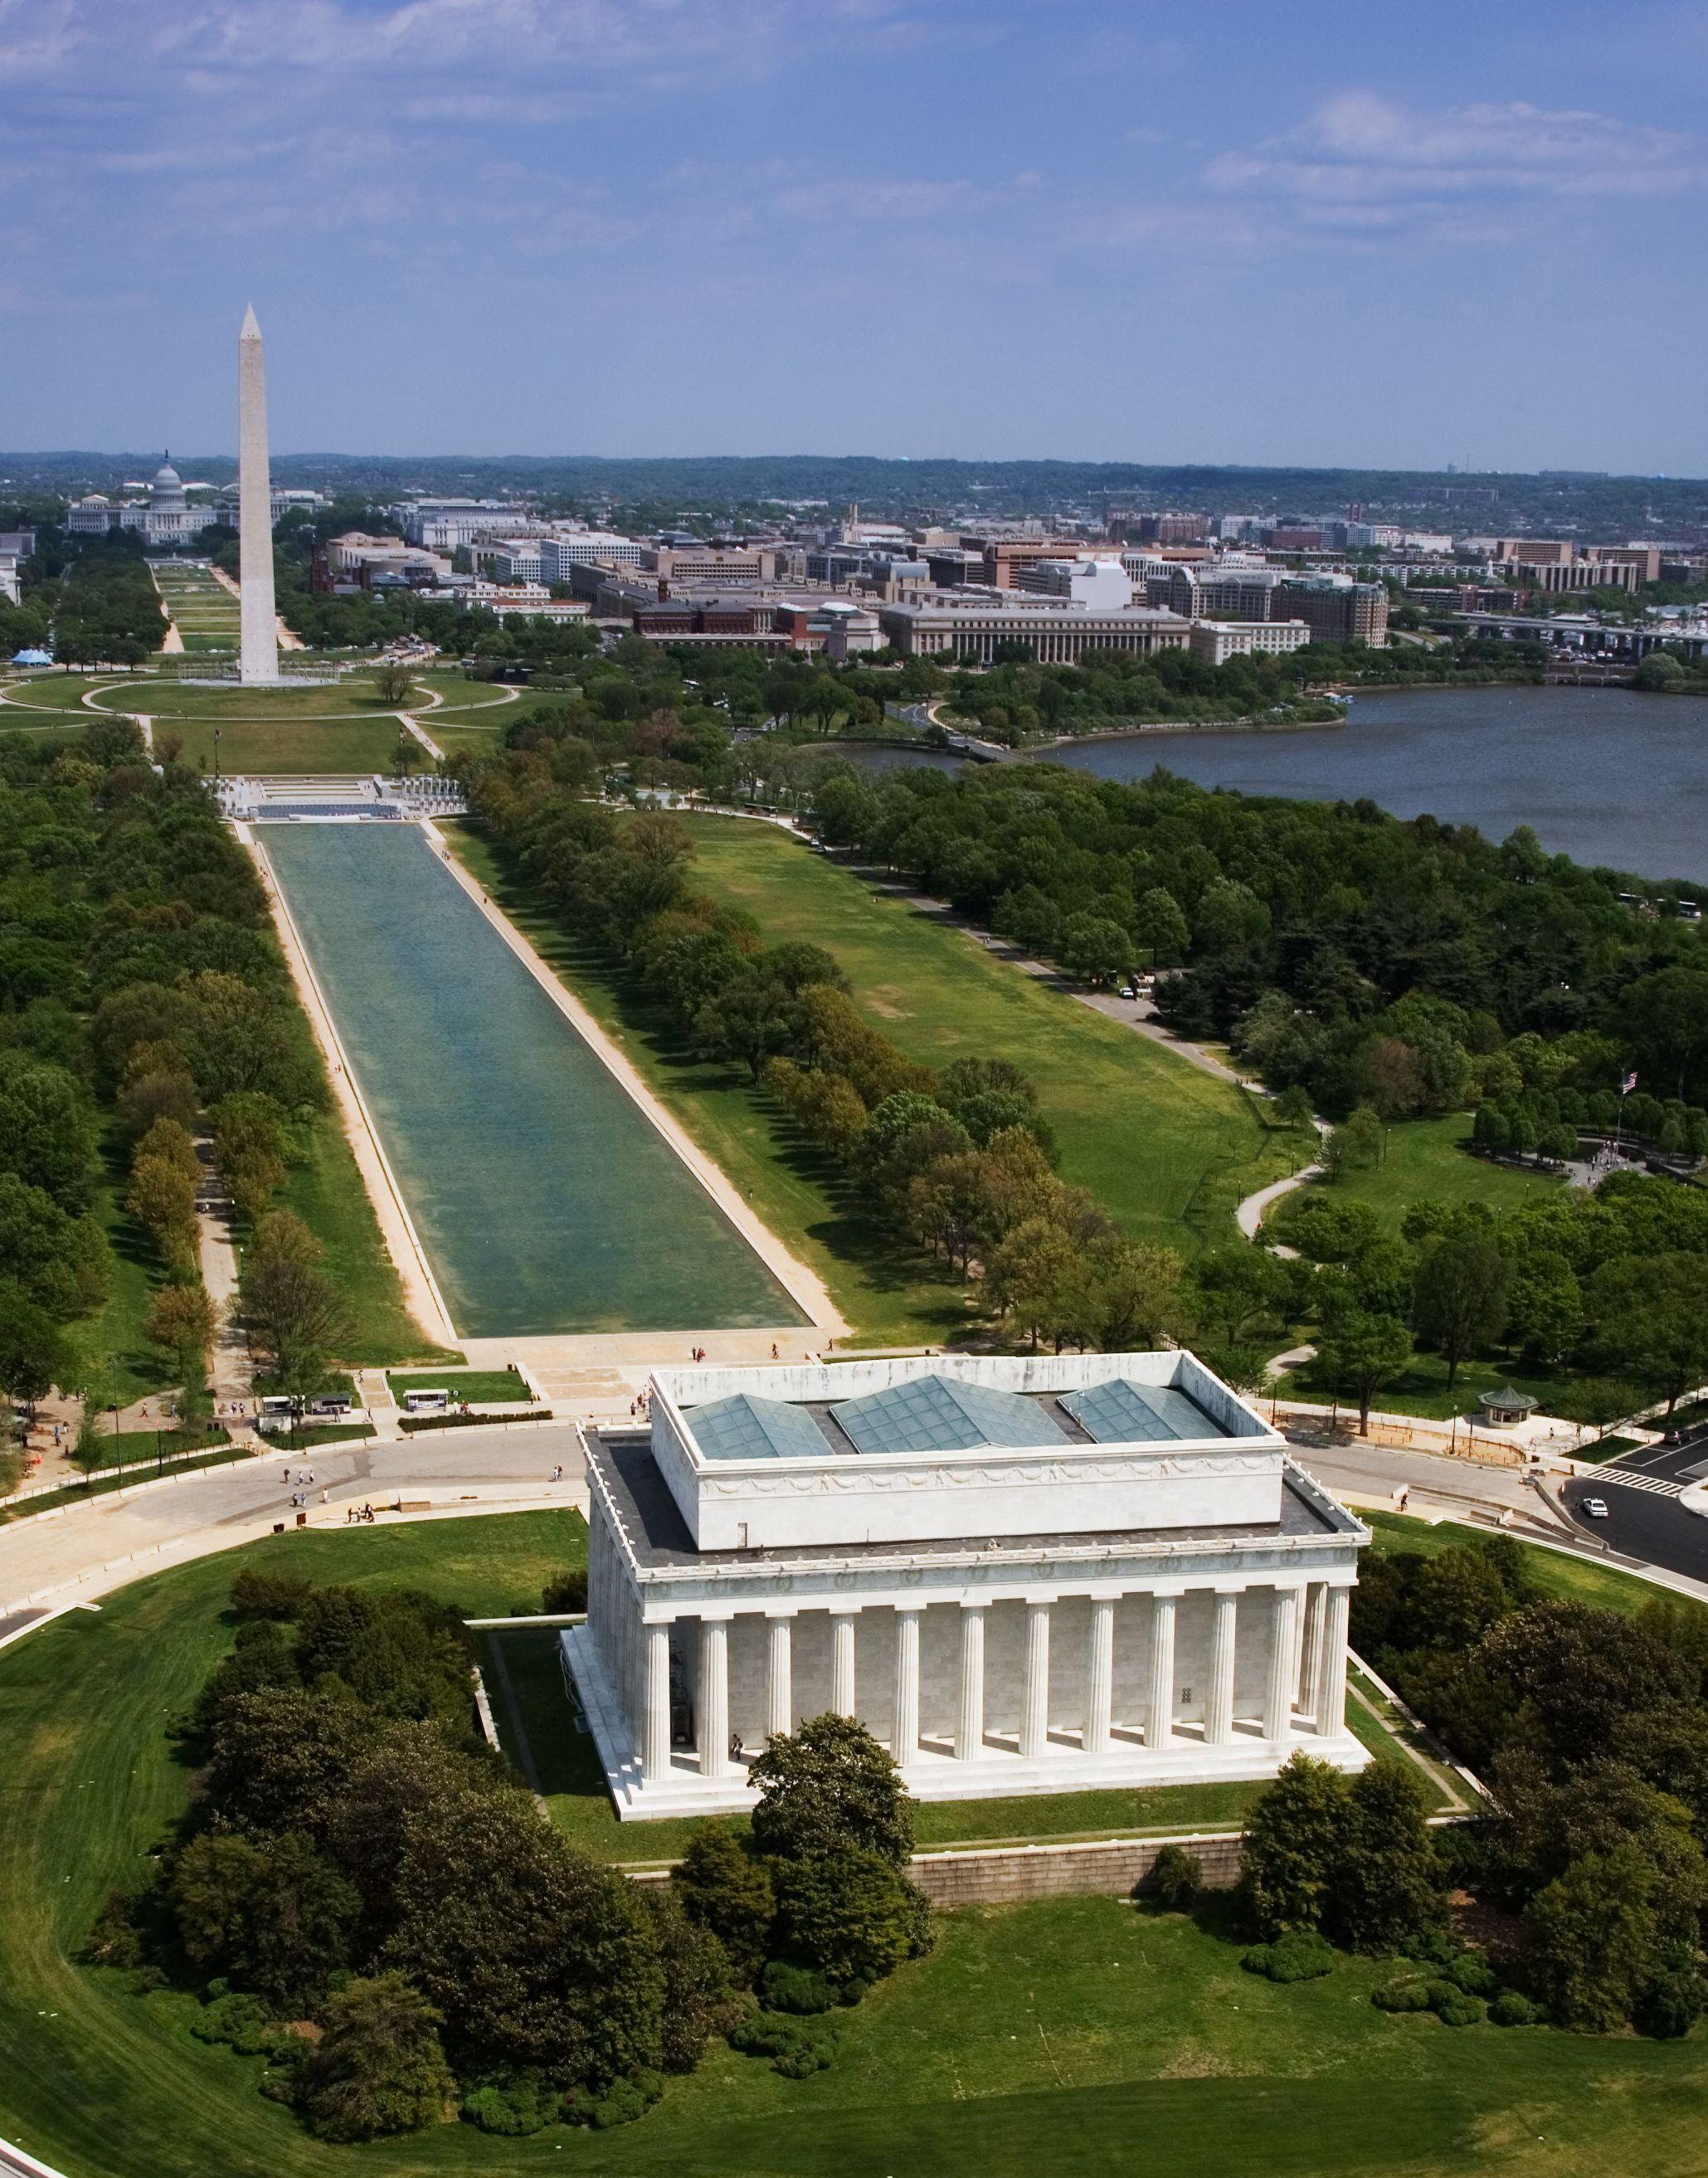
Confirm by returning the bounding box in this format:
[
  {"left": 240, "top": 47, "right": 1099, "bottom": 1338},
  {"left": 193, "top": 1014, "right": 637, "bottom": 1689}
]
[{"left": 263, "top": 824, "right": 805, "bottom": 1337}]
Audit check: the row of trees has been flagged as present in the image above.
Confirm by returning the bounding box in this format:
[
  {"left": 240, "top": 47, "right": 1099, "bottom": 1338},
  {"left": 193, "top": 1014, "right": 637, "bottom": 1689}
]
[
  {"left": 1351, "top": 1535, "right": 1708, "bottom": 2034},
  {"left": 50, "top": 538, "right": 167, "bottom": 667},
  {"left": 797, "top": 759, "right": 1708, "bottom": 1116},
  {"left": 101, "top": 1571, "right": 933, "bottom": 2141}
]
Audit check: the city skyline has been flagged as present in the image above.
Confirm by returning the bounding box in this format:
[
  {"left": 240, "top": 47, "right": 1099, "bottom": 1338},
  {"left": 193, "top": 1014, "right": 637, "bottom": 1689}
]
[{"left": 3, "top": 0, "right": 1707, "bottom": 470}]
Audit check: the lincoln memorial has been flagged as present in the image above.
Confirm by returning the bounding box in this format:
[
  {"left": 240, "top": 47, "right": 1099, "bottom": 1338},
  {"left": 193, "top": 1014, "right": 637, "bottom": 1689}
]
[{"left": 563, "top": 1351, "right": 1370, "bottom": 1818}]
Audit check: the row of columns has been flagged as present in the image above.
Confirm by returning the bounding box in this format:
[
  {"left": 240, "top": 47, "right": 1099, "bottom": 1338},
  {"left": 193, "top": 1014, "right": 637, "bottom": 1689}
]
[{"left": 639, "top": 1583, "right": 1351, "bottom": 1785}]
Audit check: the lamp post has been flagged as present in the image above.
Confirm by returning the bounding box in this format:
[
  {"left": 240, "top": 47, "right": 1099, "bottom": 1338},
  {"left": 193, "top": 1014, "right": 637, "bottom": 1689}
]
[{"left": 212, "top": 727, "right": 222, "bottom": 793}]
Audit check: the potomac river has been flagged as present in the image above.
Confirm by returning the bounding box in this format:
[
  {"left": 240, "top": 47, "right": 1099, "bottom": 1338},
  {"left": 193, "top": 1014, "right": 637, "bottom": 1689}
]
[{"left": 845, "top": 686, "right": 1708, "bottom": 885}]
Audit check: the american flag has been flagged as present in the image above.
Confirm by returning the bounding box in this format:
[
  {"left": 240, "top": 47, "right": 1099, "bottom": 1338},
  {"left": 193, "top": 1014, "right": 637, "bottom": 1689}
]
[{"left": 1622, "top": 1070, "right": 1638, "bottom": 1094}]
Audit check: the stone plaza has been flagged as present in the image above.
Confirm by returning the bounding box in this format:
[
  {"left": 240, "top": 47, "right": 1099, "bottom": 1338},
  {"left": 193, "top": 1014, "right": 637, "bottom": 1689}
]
[{"left": 563, "top": 1351, "right": 1370, "bottom": 1818}]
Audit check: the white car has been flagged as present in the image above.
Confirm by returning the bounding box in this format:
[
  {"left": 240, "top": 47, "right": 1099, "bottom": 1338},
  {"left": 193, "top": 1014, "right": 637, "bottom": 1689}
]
[{"left": 1581, "top": 1497, "right": 1610, "bottom": 1519}]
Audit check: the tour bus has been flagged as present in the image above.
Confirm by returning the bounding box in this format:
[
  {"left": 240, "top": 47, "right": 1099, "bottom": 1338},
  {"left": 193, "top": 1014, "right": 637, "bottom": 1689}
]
[{"left": 401, "top": 1387, "right": 449, "bottom": 1415}]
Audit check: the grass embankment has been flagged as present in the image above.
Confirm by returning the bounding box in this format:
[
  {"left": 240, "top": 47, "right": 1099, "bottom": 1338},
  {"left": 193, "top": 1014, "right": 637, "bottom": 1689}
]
[
  {"left": 2, "top": 1513, "right": 1704, "bottom": 2178},
  {"left": 1362, "top": 1508, "right": 1663, "bottom": 1616},
  {"left": 275, "top": 1108, "right": 455, "bottom": 1367},
  {"left": 445, "top": 819, "right": 1294, "bottom": 1345},
  {"left": 173, "top": 721, "right": 406, "bottom": 774}
]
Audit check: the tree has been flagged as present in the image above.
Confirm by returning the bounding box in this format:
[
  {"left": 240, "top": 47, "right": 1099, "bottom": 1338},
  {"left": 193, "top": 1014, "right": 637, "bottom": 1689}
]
[
  {"left": 1057, "top": 914, "right": 1131, "bottom": 987},
  {"left": 1133, "top": 887, "right": 1190, "bottom": 967},
  {"left": 1315, "top": 1309, "right": 1413, "bottom": 1434},
  {"left": 295, "top": 1973, "right": 455, "bottom": 2142},
  {"left": 1326, "top": 1761, "right": 1444, "bottom": 1954},
  {"left": 1412, "top": 1232, "right": 1511, "bottom": 1391},
  {"left": 1589, "top": 1251, "right": 1708, "bottom": 1413},
  {"left": 1324, "top": 1105, "right": 1383, "bottom": 1179},
  {"left": 1522, "top": 1843, "right": 1662, "bottom": 2031},
  {"left": 170, "top": 1830, "right": 358, "bottom": 2013},
  {"left": 641, "top": 1890, "right": 736, "bottom": 2072},
  {"left": 748, "top": 1712, "right": 913, "bottom": 1867},
  {"left": 374, "top": 661, "right": 413, "bottom": 705},
  {"left": 693, "top": 976, "right": 800, "bottom": 1082},
  {"left": 1192, "top": 1246, "right": 1287, "bottom": 1347},
  {"left": 238, "top": 1223, "right": 353, "bottom": 1394},
  {"left": 0, "top": 1050, "right": 100, "bottom": 1211},
  {"left": 1240, "top": 1754, "right": 1350, "bottom": 1938},
  {"left": 1505, "top": 1249, "right": 1583, "bottom": 1362},
  {"left": 672, "top": 1825, "right": 776, "bottom": 1985},
  {"left": 0, "top": 1279, "right": 74, "bottom": 1406},
  {"left": 771, "top": 1847, "right": 929, "bottom": 1987},
  {"left": 143, "top": 1283, "right": 217, "bottom": 1381}
]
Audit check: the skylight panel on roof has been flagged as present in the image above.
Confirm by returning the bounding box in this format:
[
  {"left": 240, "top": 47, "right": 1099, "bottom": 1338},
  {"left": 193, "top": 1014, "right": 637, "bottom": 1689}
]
[
  {"left": 688, "top": 1394, "right": 830, "bottom": 1462},
  {"left": 830, "top": 1373, "right": 1068, "bottom": 1455},
  {"left": 1061, "top": 1377, "right": 1224, "bottom": 1445}
]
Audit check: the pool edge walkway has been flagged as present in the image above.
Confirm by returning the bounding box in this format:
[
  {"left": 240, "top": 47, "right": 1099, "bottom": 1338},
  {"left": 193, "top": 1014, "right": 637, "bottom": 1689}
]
[{"left": 421, "top": 817, "right": 845, "bottom": 1344}]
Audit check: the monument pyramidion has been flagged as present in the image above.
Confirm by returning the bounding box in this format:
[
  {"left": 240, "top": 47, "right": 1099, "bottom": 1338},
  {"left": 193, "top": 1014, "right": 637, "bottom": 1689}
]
[{"left": 238, "top": 304, "right": 280, "bottom": 685}]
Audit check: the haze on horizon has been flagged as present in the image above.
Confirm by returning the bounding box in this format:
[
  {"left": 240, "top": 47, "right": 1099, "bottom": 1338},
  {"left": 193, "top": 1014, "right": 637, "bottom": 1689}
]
[{"left": 6, "top": 0, "right": 1707, "bottom": 475}]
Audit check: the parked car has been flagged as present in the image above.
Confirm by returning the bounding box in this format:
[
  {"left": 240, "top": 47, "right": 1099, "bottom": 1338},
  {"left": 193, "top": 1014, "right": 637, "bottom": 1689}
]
[{"left": 1581, "top": 1497, "right": 1610, "bottom": 1519}]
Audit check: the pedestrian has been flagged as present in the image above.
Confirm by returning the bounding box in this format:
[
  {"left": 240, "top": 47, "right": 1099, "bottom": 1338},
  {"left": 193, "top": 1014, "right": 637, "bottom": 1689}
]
[
  {"left": 320, "top": 1488, "right": 328, "bottom": 1505},
  {"left": 281, "top": 1466, "right": 290, "bottom": 1484},
  {"left": 771, "top": 1343, "right": 779, "bottom": 1360}
]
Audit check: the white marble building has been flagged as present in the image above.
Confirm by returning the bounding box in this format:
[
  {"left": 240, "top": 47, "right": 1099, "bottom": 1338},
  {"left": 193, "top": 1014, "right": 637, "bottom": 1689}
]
[{"left": 564, "top": 1352, "right": 1370, "bottom": 1819}]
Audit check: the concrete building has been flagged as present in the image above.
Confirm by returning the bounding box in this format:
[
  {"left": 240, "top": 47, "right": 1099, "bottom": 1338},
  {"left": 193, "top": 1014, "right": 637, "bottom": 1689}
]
[
  {"left": 1273, "top": 577, "right": 1389, "bottom": 646},
  {"left": 66, "top": 458, "right": 207, "bottom": 547},
  {"left": 1015, "top": 558, "right": 1134, "bottom": 610},
  {"left": 1517, "top": 558, "right": 1642, "bottom": 595},
  {"left": 1151, "top": 564, "right": 1287, "bottom": 623},
  {"left": 964, "top": 537, "right": 1088, "bottom": 589},
  {"left": 565, "top": 1352, "right": 1369, "bottom": 1820},
  {"left": 396, "top": 500, "right": 537, "bottom": 550},
  {"left": 644, "top": 545, "right": 781, "bottom": 586},
  {"left": 1188, "top": 619, "right": 1311, "bottom": 665},
  {"left": 538, "top": 533, "right": 646, "bottom": 577},
  {"left": 0, "top": 552, "right": 17, "bottom": 607},
  {"left": 878, "top": 599, "right": 1190, "bottom": 666}
]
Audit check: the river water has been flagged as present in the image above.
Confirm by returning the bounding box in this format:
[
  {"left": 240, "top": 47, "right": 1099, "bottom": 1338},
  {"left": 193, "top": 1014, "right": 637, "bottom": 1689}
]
[{"left": 839, "top": 687, "right": 1708, "bottom": 884}]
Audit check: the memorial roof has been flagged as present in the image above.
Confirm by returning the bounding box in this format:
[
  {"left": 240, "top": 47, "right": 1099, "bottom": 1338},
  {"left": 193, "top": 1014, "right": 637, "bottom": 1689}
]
[
  {"left": 591, "top": 1432, "right": 1350, "bottom": 1576},
  {"left": 1061, "top": 1377, "right": 1219, "bottom": 1445},
  {"left": 689, "top": 1392, "right": 833, "bottom": 1463}
]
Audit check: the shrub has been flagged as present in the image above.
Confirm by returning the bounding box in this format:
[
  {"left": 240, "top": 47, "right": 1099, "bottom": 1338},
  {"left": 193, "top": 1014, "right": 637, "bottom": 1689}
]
[
  {"left": 1146, "top": 1844, "right": 1204, "bottom": 1912},
  {"left": 460, "top": 2069, "right": 559, "bottom": 2136},
  {"left": 541, "top": 1569, "right": 588, "bottom": 1614},
  {"left": 1446, "top": 1955, "right": 1498, "bottom": 1998},
  {"left": 1403, "top": 1926, "right": 1458, "bottom": 1968},
  {"left": 1241, "top": 1932, "right": 1334, "bottom": 1984},
  {"left": 730, "top": 2012, "right": 835, "bottom": 2074},
  {"left": 1637, "top": 1971, "right": 1706, "bottom": 2040},
  {"left": 85, "top": 1887, "right": 147, "bottom": 1969},
  {"left": 748, "top": 1713, "right": 914, "bottom": 1866},
  {"left": 1490, "top": 1990, "right": 1540, "bottom": 2026},
  {"left": 643, "top": 1890, "right": 737, "bottom": 2072},
  {"left": 190, "top": 1990, "right": 274, "bottom": 2054},
  {"left": 295, "top": 1973, "right": 455, "bottom": 2143},
  {"left": 561, "top": 2071, "right": 663, "bottom": 2128},
  {"left": 1435, "top": 1995, "right": 1486, "bottom": 2027},
  {"left": 1372, "top": 1979, "right": 1433, "bottom": 2014},
  {"left": 761, "top": 1960, "right": 837, "bottom": 2015},
  {"left": 229, "top": 1568, "right": 314, "bottom": 1620}
]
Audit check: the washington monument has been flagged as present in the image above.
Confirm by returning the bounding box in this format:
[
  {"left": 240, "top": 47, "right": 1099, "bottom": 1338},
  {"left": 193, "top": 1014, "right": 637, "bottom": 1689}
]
[{"left": 238, "top": 304, "right": 279, "bottom": 685}]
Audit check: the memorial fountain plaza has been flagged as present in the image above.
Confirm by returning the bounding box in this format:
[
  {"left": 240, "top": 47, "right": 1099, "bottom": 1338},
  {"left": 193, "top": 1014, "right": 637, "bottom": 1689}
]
[{"left": 566, "top": 1349, "right": 1370, "bottom": 1819}]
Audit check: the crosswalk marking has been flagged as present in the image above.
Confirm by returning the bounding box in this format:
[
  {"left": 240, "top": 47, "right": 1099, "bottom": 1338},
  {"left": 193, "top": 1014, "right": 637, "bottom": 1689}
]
[{"left": 1596, "top": 1469, "right": 1683, "bottom": 1498}]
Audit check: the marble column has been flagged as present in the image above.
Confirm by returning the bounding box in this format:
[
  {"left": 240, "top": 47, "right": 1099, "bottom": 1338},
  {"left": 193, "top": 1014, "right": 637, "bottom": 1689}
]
[
  {"left": 1314, "top": 1587, "right": 1350, "bottom": 1738},
  {"left": 766, "top": 1615, "right": 792, "bottom": 1741},
  {"left": 1299, "top": 1582, "right": 1327, "bottom": 1717},
  {"left": 642, "top": 1623, "right": 672, "bottom": 1783},
  {"left": 698, "top": 1618, "right": 731, "bottom": 1779},
  {"left": 1020, "top": 1601, "right": 1052, "bottom": 1758},
  {"left": 831, "top": 1612, "right": 857, "bottom": 1717},
  {"left": 1264, "top": 1587, "right": 1300, "bottom": 1742},
  {"left": 892, "top": 1609, "right": 921, "bottom": 1764},
  {"left": 1146, "top": 1594, "right": 1176, "bottom": 1751},
  {"left": 1205, "top": 1591, "right": 1238, "bottom": 1744},
  {"left": 1084, "top": 1598, "right": 1116, "bottom": 1756},
  {"left": 956, "top": 1605, "right": 985, "bottom": 1760}
]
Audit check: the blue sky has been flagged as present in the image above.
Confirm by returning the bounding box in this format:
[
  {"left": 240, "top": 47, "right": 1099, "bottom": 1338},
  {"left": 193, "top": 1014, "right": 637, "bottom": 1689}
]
[{"left": 5, "top": 0, "right": 1706, "bottom": 470}]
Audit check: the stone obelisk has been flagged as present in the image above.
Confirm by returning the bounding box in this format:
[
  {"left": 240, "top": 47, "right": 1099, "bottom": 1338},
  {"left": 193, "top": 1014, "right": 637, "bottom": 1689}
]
[{"left": 238, "top": 304, "right": 280, "bottom": 685}]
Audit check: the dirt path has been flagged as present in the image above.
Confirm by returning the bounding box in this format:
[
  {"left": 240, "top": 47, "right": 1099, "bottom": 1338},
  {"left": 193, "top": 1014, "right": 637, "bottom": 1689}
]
[
  {"left": 207, "top": 562, "right": 304, "bottom": 649},
  {"left": 194, "top": 1141, "right": 251, "bottom": 1409}
]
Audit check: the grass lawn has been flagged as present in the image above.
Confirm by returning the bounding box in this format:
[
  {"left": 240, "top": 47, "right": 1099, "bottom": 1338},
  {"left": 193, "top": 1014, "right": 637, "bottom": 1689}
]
[
  {"left": 168, "top": 719, "right": 407, "bottom": 775},
  {"left": 388, "top": 1367, "right": 529, "bottom": 1402},
  {"left": 683, "top": 819, "right": 1296, "bottom": 1257},
  {"left": 1363, "top": 1508, "right": 1667, "bottom": 1616},
  {"left": 62, "top": 1131, "right": 175, "bottom": 1404},
  {"left": 3, "top": 1516, "right": 1706, "bottom": 2178},
  {"left": 488, "top": 1627, "right": 1457, "bottom": 1869},
  {"left": 0, "top": 672, "right": 128, "bottom": 713},
  {"left": 1269, "top": 1117, "right": 1560, "bottom": 1242},
  {"left": 275, "top": 1107, "right": 458, "bottom": 1367}
]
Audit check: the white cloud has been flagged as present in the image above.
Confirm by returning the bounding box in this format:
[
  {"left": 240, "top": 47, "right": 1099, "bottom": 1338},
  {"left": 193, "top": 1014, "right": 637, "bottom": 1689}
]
[{"left": 1210, "top": 93, "right": 1708, "bottom": 218}]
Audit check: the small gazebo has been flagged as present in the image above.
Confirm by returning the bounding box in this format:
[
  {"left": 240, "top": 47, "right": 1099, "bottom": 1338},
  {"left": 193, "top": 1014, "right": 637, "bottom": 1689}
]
[{"left": 1477, "top": 1386, "right": 1539, "bottom": 1429}]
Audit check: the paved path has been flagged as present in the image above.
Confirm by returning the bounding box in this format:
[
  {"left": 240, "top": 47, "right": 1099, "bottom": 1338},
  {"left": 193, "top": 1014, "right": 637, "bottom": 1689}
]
[
  {"left": 1237, "top": 1157, "right": 1322, "bottom": 1242},
  {"left": 0, "top": 1424, "right": 589, "bottom": 1619},
  {"left": 194, "top": 1139, "right": 250, "bottom": 1407},
  {"left": 398, "top": 711, "right": 445, "bottom": 761}
]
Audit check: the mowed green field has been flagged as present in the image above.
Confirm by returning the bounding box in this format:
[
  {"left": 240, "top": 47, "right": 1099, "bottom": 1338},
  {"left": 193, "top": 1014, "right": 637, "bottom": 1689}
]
[
  {"left": 1269, "top": 1117, "right": 1561, "bottom": 1241},
  {"left": 169, "top": 719, "right": 408, "bottom": 775},
  {"left": 681, "top": 818, "right": 1295, "bottom": 1254},
  {"left": 3, "top": 1514, "right": 1707, "bottom": 2178}
]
